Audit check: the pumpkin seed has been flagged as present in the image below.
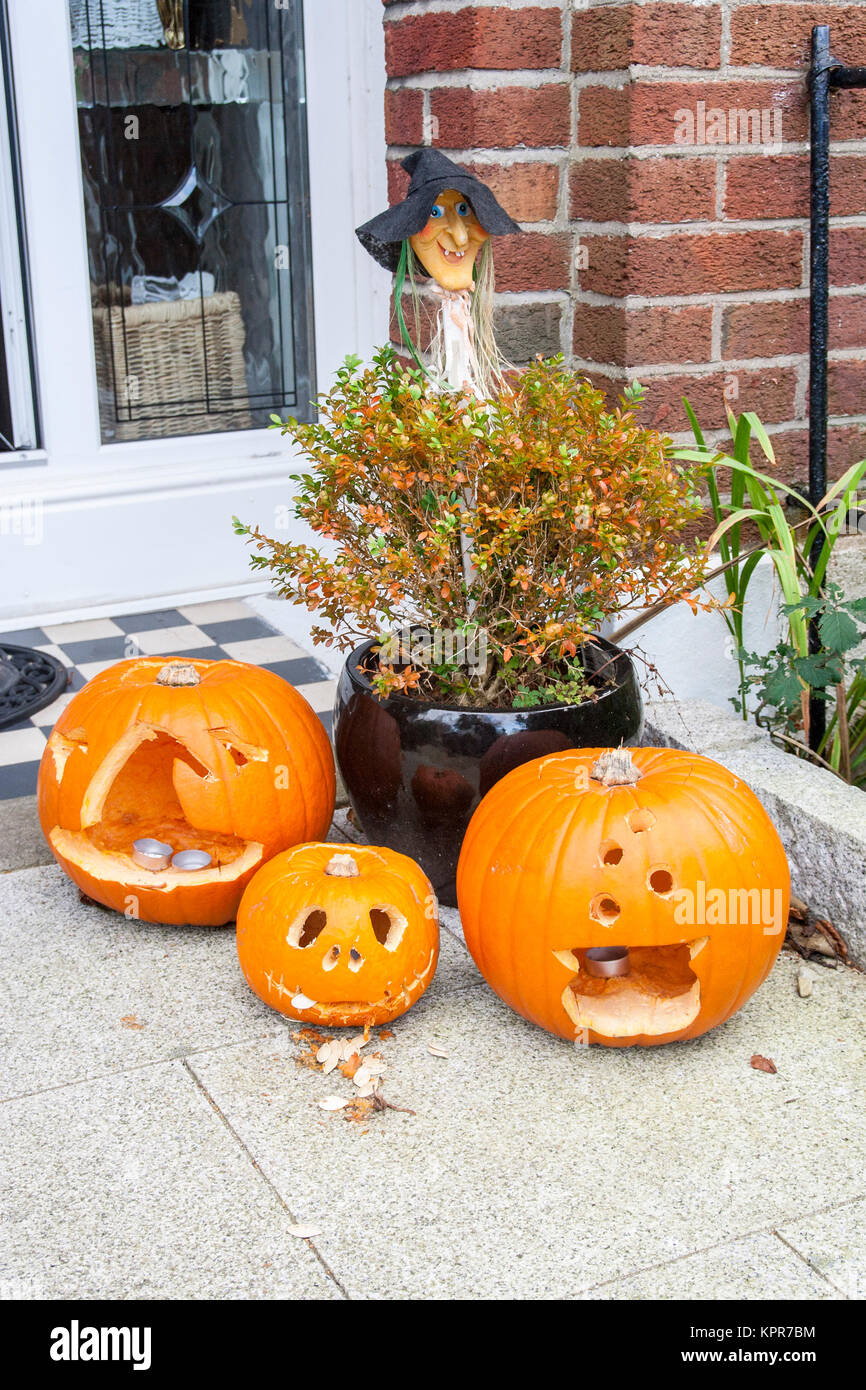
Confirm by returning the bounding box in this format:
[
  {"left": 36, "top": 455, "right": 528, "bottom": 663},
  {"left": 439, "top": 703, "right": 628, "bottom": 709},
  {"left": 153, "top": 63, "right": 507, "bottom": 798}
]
[
  {"left": 353, "top": 1065, "right": 372, "bottom": 1088},
  {"left": 287, "top": 1224, "right": 322, "bottom": 1238},
  {"left": 318, "top": 1096, "right": 349, "bottom": 1111},
  {"left": 427, "top": 1043, "right": 449, "bottom": 1058}
]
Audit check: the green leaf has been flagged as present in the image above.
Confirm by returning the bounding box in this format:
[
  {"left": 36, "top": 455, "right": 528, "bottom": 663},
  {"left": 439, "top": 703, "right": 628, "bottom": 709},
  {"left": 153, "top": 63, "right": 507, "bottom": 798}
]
[
  {"left": 763, "top": 668, "right": 804, "bottom": 709},
  {"left": 794, "top": 655, "right": 836, "bottom": 688},
  {"left": 819, "top": 607, "right": 862, "bottom": 653}
]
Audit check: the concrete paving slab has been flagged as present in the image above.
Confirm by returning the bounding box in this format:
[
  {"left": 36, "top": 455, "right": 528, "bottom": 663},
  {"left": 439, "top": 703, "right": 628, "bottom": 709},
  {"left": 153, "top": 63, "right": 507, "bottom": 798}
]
[
  {"left": 779, "top": 1197, "right": 866, "bottom": 1299},
  {"left": 577, "top": 1231, "right": 836, "bottom": 1300},
  {"left": 0, "top": 795, "right": 52, "bottom": 872},
  {"left": 186, "top": 953, "right": 866, "bottom": 1300},
  {"left": 0, "top": 1061, "right": 342, "bottom": 1299},
  {"left": 0, "top": 862, "right": 481, "bottom": 1101},
  {"left": 0, "top": 863, "right": 280, "bottom": 1100}
]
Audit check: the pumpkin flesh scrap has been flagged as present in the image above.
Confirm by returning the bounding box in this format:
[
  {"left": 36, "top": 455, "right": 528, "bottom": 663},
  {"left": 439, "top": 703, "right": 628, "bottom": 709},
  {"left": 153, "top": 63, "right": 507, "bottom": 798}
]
[{"left": 561, "top": 939, "right": 706, "bottom": 1038}]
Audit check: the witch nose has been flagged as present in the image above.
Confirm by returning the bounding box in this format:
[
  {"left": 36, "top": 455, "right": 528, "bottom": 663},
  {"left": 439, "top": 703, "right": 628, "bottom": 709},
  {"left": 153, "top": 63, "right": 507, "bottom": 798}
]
[{"left": 445, "top": 209, "right": 469, "bottom": 247}]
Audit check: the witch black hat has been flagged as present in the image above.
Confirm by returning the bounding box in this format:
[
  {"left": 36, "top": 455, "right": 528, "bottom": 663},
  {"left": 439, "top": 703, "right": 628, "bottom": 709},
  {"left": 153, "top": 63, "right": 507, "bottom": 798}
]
[{"left": 355, "top": 148, "right": 522, "bottom": 273}]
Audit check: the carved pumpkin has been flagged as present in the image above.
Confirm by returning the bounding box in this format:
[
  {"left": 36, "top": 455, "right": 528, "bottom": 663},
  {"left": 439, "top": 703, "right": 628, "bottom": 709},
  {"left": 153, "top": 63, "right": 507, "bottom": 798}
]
[
  {"left": 457, "top": 747, "right": 790, "bottom": 1047},
  {"left": 236, "top": 843, "right": 439, "bottom": 1027},
  {"left": 37, "top": 658, "right": 335, "bottom": 926}
]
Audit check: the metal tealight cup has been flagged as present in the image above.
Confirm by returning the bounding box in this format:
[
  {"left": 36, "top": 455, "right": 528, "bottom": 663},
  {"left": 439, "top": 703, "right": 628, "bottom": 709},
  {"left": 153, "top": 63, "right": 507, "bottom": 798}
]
[
  {"left": 171, "top": 849, "right": 212, "bottom": 872},
  {"left": 584, "top": 946, "right": 631, "bottom": 978},
  {"left": 132, "top": 838, "right": 174, "bottom": 871}
]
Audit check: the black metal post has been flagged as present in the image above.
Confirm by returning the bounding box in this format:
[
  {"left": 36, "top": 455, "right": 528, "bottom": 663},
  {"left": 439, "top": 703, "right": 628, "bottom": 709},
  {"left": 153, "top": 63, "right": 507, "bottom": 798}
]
[
  {"left": 807, "top": 25, "right": 832, "bottom": 751},
  {"left": 807, "top": 27, "right": 866, "bottom": 753}
]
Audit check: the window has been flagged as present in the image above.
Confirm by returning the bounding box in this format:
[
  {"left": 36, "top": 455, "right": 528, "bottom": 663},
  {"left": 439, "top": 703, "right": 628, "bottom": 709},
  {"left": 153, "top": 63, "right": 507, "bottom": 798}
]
[
  {"left": 71, "top": 0, "right": 315, "bottom": 443},
  {"left": 0, "top": 0, "right": 38, "bottom": 454}
]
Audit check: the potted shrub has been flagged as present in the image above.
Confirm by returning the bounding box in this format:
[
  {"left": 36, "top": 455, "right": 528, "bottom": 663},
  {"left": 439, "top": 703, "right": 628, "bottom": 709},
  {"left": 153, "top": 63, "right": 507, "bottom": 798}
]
[{"left": 236, "top": 348, "right": 709, "bottom": 903}]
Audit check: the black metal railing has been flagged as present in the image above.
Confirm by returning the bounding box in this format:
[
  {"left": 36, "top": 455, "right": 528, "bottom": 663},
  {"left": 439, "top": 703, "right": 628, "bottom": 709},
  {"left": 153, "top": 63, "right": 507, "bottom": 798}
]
[{"left": 808, "top": 25, "right": 866, "bottom": 750}]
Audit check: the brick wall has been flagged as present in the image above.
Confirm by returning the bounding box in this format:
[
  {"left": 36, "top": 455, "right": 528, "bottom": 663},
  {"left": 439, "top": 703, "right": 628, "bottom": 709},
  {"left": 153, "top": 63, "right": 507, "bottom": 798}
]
[{"left": 382, "top": 0, "right": 866, "bottom": 481}]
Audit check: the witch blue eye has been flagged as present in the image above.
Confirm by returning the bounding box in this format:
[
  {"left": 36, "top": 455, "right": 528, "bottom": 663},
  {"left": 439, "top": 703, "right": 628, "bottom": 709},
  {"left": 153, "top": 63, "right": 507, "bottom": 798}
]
[
  {"left": 430, "top": 205, "right": 443, "bottom": 218},
  {"left": 456, "top": 202, "right": 470, "bottom": 216}
]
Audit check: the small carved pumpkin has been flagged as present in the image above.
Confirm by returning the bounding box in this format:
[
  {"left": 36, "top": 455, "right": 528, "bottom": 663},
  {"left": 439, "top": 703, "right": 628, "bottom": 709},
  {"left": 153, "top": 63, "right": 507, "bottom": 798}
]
[
  {"left": 236, "top": 843, "right": 439, "bottom": 1027},
  {"left": 457, "top": 747, "right": 790, "bottom": 1046},
  {"left": 37, "top": 658, "right": 335, "bottom": 926}
]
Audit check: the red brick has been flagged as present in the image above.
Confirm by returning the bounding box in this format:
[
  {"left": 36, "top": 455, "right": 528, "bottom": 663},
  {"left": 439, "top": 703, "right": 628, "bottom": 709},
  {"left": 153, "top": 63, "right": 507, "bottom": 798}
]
[
  {"left": 579, "top": 80, "right": 806, "bottom": 148},
  {"left": 581, "top": 229, "right": 804, "bottom": 297},
  {"left": 725, "top": 154, "right": 866, "bottom": 220},
  {"left": 493, "top": 231, "right": 571, "bottom": 291},
  {"left": 830, "top": 226, "right": 866, "bottom": 287},
  {"left": 722, "top": 300, "right": 807, "bottom": 359},
  {"left": 832, "top": 88, "right": 866, "bottom": 141},
  {"left": 769, "top": 424, "right": 866, "bottom": 484},
  {"left": 463, "top": 161, "right": 559, "bottom": 222},
  {"left": 386, "top": 7, "right": 562, "bottom": 78},
  {"left": 570, "top": 156, "right": 716, "bottom": 223},
  {"left": 831, "top": 295, "right": 866, "bottom": 352},
  {"left": 430, "top": 84, "right": 570, "bottom": 149},
  {"left": 385, "top": 88, "right": 423, "bottom": 146},
  {"left": 389, "top": 157, "right": 559, "bottom": 223},
  {"left": 573, "top": 302, "right": 714, "bottom": 365},
  {"left": 387, "top": 158, "right": 409, "bottom": 206},
  {"left": 829, "top": 358, "right": 866, "bottom": 416},
  {"left": 389, "top": 293, "right": 438, "bottom": 354},
  {"left": 724, "top": 293, "right": 866, "bottom": 359},
  {"left": 638, "top": 367, "right": 799, "bottom": 432},
  {"left": 570, "top": 159, "right": 629, "bottom": 222},
  {"left": 730, "top": 5, "right": 866, "bottom": 68},
  {"left": 572, "top": 4, "right": 721, "bottom": 72}
]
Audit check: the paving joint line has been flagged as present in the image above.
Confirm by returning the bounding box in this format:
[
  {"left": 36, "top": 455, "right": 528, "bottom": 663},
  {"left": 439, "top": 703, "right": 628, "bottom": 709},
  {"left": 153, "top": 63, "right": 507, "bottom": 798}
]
[
  {"left": 773, "top": 1228, "right": 853, "bottom": 1300},
  {"left": 570, "top": 1195, "right": 866, "bottom": 1298},
  {"left": 0, "top": 1028, "right": 289, "bottom": 1105},
  {"left": 181, "top": 1057, "right": 351, "bottom": 1300}
]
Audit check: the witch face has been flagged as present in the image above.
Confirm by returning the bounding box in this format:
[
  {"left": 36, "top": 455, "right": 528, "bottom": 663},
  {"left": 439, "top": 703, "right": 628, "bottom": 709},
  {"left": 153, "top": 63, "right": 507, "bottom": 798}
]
[{"left": 409, "top": 190, "right": 490, "bottom": 291}]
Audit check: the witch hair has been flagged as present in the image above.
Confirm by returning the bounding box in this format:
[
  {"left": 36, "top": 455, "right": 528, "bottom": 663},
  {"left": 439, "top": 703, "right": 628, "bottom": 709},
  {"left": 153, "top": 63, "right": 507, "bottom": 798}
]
[{"left": 395, "top": 239, "right": 513, "bottom": 399}]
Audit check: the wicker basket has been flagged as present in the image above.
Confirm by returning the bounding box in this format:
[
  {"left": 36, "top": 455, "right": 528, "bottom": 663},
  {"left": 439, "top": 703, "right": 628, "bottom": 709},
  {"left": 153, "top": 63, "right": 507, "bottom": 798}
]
[
  {"left": 69, "top": 0, "right": 166, "bottom": 50},
  {"left": 92, "top": 291, "right": 252, "bottom": 441}
]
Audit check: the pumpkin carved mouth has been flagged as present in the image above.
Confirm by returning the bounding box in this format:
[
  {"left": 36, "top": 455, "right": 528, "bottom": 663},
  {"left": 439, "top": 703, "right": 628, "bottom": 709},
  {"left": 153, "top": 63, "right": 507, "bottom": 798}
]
[
  {"left": 556, "top": 938, "right": 707, "bottom": 1038},
  {"left": 48, "top": 725, "right": 264, "bottom": 889}
]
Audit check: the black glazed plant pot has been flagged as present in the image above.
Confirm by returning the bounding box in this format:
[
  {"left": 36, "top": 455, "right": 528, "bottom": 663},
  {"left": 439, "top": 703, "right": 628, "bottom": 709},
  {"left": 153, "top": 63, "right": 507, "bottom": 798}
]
[{"left": 333, "top": 635, "right": 644, "bottom": 907}]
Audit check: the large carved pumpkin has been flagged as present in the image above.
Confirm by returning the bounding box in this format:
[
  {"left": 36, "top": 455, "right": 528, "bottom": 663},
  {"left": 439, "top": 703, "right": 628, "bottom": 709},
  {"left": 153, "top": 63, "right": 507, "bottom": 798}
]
[
  {"left": 457, "top": 748, "right": 790, "bottom": 1046},
  {"left": 38, "top": 658, "right": 335, "bottom": 926},
  {"left": 236, "top": 842, "right": 439, "bottom": 1027}
]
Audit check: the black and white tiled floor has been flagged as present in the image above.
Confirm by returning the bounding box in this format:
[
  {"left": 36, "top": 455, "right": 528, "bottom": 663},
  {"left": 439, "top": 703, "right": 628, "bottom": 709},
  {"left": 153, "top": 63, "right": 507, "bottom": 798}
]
[{"left": 0, "top": 599, "right": 337, "bottom": 800}]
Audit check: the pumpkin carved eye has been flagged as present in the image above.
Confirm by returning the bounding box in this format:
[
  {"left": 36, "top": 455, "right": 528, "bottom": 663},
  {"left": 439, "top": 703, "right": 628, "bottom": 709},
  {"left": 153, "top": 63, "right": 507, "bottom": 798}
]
[
  {"left": 369, "top": 906, "right": 407, "bottom": 951},
  {"left": 287, "top": 908, "right": 327, "bottom": 948}
]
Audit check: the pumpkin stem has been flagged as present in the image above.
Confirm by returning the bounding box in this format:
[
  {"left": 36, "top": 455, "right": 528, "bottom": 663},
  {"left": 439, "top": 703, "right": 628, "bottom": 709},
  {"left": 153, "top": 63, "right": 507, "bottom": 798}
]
[
  {"left": 590, "top": 748, "right": 641, "bottom": 786},
  {"left": 325, "top": 852, "right": 360, "bottom": 878},
  {"left": 156, "top": 662, "right": 201, "bottom": 687}
]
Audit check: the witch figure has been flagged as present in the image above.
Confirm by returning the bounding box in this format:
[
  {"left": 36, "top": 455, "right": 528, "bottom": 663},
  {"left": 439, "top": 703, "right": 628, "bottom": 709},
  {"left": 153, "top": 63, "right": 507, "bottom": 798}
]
[{"left": 356, "top": 149, "right": 521, "bottom": 399}]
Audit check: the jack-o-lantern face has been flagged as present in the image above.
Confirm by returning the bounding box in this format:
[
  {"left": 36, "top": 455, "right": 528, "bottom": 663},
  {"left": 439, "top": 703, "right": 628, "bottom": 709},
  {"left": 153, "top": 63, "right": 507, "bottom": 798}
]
[
  {"left": 37, "top": 658, "right": 335, "bottom": 926},
  {"left": 457, "top": 748, "right": 790, "bottom": 1047},
  {"left": 236, "top": 843, "right": 439, "bottom": 1027}
]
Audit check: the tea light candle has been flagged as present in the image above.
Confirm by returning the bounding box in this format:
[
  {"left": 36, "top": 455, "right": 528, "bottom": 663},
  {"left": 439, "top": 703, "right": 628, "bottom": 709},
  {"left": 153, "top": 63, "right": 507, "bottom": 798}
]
[
  {"left": 171, "top": 849, "right": 212, "bottom": 872},
  {"left": 584, "top": 946, "right": 630, "bottom": 978},
  {"left": 132, "top": 838, "right": 174, "bottom": 871}
]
